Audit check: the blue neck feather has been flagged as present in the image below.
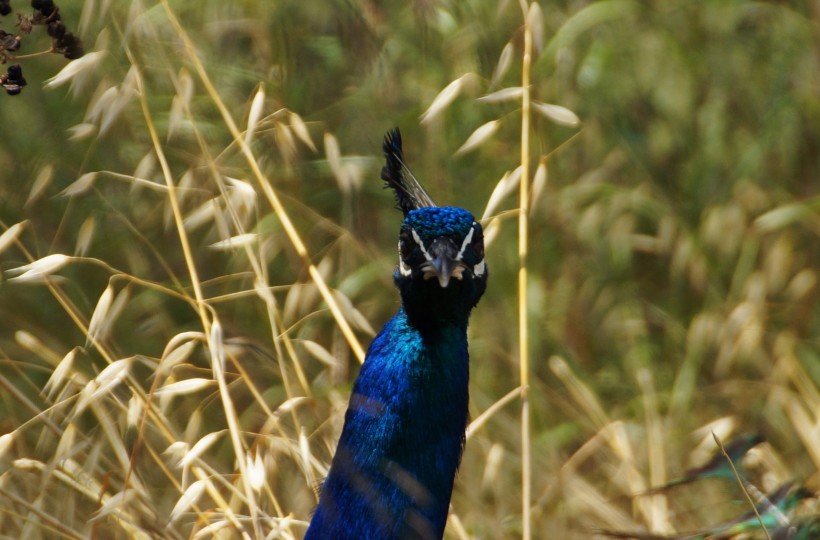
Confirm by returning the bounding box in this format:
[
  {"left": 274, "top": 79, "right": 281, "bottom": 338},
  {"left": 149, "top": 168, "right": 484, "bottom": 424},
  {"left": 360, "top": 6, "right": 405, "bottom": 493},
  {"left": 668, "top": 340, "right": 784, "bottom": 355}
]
[{"left": 306, "top": 306, "right": 471, "bottom": 539}]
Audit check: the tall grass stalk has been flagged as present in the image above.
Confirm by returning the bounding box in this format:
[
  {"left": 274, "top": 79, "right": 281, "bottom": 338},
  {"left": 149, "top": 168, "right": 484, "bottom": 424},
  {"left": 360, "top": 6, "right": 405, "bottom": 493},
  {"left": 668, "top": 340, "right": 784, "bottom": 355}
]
[{"left": 518, "top": 3, "right": 534, "bottom": 538}]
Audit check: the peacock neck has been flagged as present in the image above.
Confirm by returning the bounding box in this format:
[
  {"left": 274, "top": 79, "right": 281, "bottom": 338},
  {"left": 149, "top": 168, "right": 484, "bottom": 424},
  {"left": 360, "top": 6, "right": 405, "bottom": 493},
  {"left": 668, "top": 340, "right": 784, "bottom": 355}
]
[
  {"left": 399, "top": 291, "right": 474, "bottom": 337},
  {"left": 381, "top": 308, "right": 470, "bottom": 537},
  {"left": 305, "top": 310, "right": 472, "bottom": 539}
]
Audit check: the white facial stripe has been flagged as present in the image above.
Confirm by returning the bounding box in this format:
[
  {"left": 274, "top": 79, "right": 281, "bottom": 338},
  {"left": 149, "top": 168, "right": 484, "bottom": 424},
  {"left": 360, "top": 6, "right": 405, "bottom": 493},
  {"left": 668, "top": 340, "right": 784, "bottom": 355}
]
[
  {"left": 398, "top": 241, "right": 412, "bottom": 276},
  {"left": 456, "top": 222, "right": 477, "bottom": 261},
  {"left": 411, "top": 229, "right": 433, "bottom": 261},
  {"left": 408, "top": 223, "right": 484, "bottom": 280},
  {"left": 473, "top": 259, "right": 486, "bottom": 277}
]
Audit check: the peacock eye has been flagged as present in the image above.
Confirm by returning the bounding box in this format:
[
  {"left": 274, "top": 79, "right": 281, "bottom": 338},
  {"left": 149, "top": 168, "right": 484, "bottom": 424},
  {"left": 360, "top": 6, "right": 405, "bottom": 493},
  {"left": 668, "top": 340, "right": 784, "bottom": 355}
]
[
  {"left": 471, "top": 230, "right": 484, "bottom": 259},
  {"left": 399, "top": 230, "right": 415, "bottom": 260}
]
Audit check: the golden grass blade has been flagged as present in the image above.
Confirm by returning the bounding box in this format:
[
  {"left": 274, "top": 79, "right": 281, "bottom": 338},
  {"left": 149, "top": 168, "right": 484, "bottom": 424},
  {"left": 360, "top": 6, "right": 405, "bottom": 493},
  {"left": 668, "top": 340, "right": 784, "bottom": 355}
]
[
  {"left": 446, "top": 512, "right": 471, "bottom": 540},
  {"left": 481, "top": 443, "right": 505, "bottom": 492},
  {"left": 158, "top": 336, "right": 200, "bottom": 377},
  {"left": 490, "top": 42, "right": 514, "bottom": 88},
  {"left": 455, "top": 120, "right": 501, "bottom": 156},
  {"left": 59, "top": 172, "right": 98, "bottom": 197},
  {"left": 132, "top": 151, "right": 157, "bottom": 186},
  {"left": 420, "top": 74, "right": 470, "bottom": 124},
  {"left": 324, "top": 132, "right": 352, "bottom": 193},
  {"left": 301, "top": 340, "right": 340, "bottom": 368},
  {"left": 245, "top": 85, "right": 266, "bottom": 146},
  {"left": 209, "top": 233, "right": 258, "bottom": 250},
  {"left": 86, "top": 285, "right": 114, "bottom": 346},
  {"left": 6, "top": 254, "right": 71, "bottom": 282},
  {"left": 0, "top": 432, "right": 15, "bottom": 458},
  {"left": 44, "top": 51, "right": 106, "bottom": 89},
  {"left": 127, "top": 395, "right": 142, "bottom": 429},
  {"left": 68, "top": 122, "right": 97, "bottom": 141},
  {"left": 183, "top": 197, "right": 219, "bottom": 231},
  {"left": 179, "top": 432, "right": 223, "bottom": 468},
  {"left": 226, "top": 177, "right": 258, "bottom": 216},
  {"left": 289, "top": 111, "right": 317, "bottom": 152},
  {"left": 90, "top": 489, "right": 137, "bottom": 521},
  {"left": 531, "top": 101, "right": 581, "bottom": 127},
  {"left": 99, "top": 67, "right": 138, "bottom": 135},
  {"left": 74, "top": 358, "right": 132, "bottom": 416},
  {"left": 247, "top": 451, "right": 266, "bottom": 492},
  {"left": 154, "top": 378, "right": 216, "bottom": 397},
  {"left": 44, "top": 349, "right": 78, "bottom": 399},
  {"left": 482, "top": 167, "right": 522, "bottom": 221},
  {"left": 26, "top": 165, "right": 53, "bottom": 207},
  {"left": 169, "top": 479, "right": 206, "bottom": 524},
  {"left": 192, "top": 520, "right": 237, "bottom": 539},
  {"left": 164, "top": 441, "right": 190, "bottom": 462},
  {"left": 477, "top": 87, "right": 524, "bottom": 103},
  {"left": 52, "top": 423, "right": 78, "bottom": 464},
  {"left": 95, "top": 357, "right": 133, "bottom": 389},
  {"left": 74, "top": 216, "right": 96, "bottom": 256},
  {"left": 332, "top": 289, "right": 376, "bottom": 336},
  {"left": 15, "top": 330, "right": 61, "bottom": 365},
  {"left": 785, "top": 268, "right": 816, "bottom": 301},
  {"left": 276, "top": 120, "right": 298, "bottom": 163},
  {"left": 299, "top": 427, "right": 315, "bottom": 497},
  {"left": 527, "top": 2, "right": 544, "bottom": 53},
  {"left": 466, "top": 385, "right": 523, "bottom": 439},
  {"left": 0, "top": 221, "right": 26, "bottom": 256},
  {"left": 529, "top": 160, "right": 548, "bottom": 214},
  {"left": 482, "top": 216, "right": 502, "bottom": 248},
  {"left": 690, "top": 416, "right": 736, "bottom": 466},
  {"left": 755, "top": 202, "right": 818, "bottom": 233}
]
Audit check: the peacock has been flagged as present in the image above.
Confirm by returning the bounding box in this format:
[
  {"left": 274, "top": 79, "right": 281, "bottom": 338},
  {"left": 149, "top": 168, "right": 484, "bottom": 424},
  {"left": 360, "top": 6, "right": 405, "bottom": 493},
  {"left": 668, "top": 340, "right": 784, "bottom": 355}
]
[{"left": 305, "top": 128, "right": 488, "bottom": 539}]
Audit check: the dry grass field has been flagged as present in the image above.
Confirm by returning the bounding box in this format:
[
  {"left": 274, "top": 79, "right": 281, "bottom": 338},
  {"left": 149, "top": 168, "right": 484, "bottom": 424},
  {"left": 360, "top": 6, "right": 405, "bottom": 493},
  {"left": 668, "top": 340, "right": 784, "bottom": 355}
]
[{"left": 0, "top": 1, "right": 818, "bottom": 538}]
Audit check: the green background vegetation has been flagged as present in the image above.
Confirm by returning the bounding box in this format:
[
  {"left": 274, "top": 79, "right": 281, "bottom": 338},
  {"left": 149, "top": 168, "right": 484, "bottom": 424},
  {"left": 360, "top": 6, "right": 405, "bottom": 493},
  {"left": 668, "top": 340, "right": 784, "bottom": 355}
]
[{"left": 0, "top": 1, "right": 818, "bottom": 538}]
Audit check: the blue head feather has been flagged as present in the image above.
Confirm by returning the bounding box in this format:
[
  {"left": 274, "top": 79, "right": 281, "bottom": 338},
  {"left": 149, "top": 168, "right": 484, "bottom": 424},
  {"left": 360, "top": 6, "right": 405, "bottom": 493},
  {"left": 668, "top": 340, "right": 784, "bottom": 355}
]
[{"left": 404, "top": 207, "right": 475, "bottom": 245}]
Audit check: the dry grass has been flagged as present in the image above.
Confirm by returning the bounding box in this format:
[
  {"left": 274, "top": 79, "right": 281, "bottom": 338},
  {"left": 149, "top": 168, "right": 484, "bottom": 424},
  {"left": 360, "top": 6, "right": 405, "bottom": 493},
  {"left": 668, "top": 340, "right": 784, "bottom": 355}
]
[{"left": 0, "top": 1, "right": 818, "bottom": 539}]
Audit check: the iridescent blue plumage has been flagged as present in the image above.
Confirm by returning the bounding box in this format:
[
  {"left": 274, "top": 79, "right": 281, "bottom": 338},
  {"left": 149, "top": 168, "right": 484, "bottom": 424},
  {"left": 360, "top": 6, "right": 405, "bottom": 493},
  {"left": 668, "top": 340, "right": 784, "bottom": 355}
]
[
  {"left": 405, "top": 207, "right": 474, "bottom": 244},
  {"left": 306, "top": 130, "right": 487, "bottom": 539}
]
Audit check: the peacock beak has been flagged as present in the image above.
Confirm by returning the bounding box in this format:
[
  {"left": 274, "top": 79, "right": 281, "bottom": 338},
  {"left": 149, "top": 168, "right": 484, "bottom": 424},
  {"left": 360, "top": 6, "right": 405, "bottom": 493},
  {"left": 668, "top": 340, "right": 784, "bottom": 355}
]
[{"left": 423, "top": 237, "right": 462, "bottom": 288}]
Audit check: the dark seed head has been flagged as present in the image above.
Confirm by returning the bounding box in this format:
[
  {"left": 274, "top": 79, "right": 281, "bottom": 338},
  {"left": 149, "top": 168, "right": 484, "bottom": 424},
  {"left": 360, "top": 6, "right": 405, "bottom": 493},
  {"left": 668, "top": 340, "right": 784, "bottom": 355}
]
[{"left": 47, "top": 20, "right": 66, "bottom": 39}]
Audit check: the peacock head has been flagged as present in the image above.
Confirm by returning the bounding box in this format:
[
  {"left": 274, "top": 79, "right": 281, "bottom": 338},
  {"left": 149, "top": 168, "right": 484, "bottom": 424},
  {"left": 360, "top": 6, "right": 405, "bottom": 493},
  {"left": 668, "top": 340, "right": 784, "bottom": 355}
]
[
  {"left": 397, "top": 206, "right": 485, "bottom": 287},
  {"left": 394, "top": 206, "right": 488, "bottom": 328},
  {"left": 380, "top": 129, "right": 487, "bottom": 325}
]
